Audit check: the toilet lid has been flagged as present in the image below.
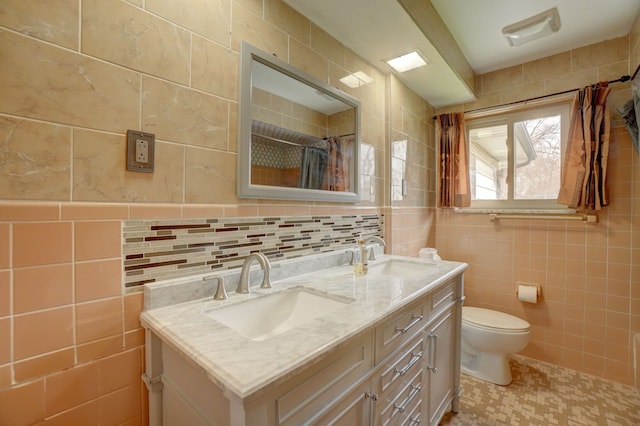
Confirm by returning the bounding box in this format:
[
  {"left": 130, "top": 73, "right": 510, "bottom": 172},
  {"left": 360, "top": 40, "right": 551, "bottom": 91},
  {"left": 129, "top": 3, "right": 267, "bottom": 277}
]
[{"left": 462, "top": 307, "right": 530, "bottom": 332}]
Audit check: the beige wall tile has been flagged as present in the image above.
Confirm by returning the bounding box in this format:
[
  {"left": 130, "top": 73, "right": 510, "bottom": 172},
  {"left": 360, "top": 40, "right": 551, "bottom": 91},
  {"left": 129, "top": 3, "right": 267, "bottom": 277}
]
[
  {"left": 0, "top": 117, "right": 72, "bottom": 201},
  {"left": 128, "top": 204, "right": 183, "bottom": 219},
  {"left": 13, "top": 264, "right": 73, "bottom": 314},
  {"left": 0, "top": 0, "right": 79, "bottom": 50},
  {"left": 499, "top": 81, "right": 545, "bottom": 104},
  {"left": 0, "top": 380, "right": 45, "bottom": 426},
  {"left": 234, "top": 0, "right": 263, "bottom": 15},
  {"left": 82, "top": 0, "right": 190, "bottom": 85},
  {"left": 289, "top": 37, "right": 329, "bottom": 84},
  {"left": 142, "top": 77, "right": 230, "bottom": 149},
  {"left": 14, "top": 307, "right": 74, "bottom": 360},
  {"left": 571, "top": 36, "right": 629, "bottom": 71},
  {"left": 147, "top": 0, "right": 231, "bottom": 47},
  {"left": 523, "top": 52, "right": 571, "bottom": 83},
  {"left": 13, "top": 222, "right": 72, "bottom": 268},
  {"left": 185, "top": 147, "right": 238, "bottom": 203},
  {"left": 481, "top": 65, "right": 523, "bottom": 93},
  {"left": 0, "top": 30, "right": 140, "bottom": 133},
  {"left": 545, "top": 68, "right": 597, "bottom": 95},
  {"left": 264, "top": 0, "right": 310, "bottom": 45},
  {"left": 192, "top": 35, "right": 238, "bottom": 100},
  {"left": 45, "top": 362, "right": 99, "bottom": 417},
  {"left": 75, "top": 298, "right": 123, "bottom": 344},
  {"left": 73, "top": 129, "right": 184, "bottom": 203},
  {"left": 231, "top": 4, "right": 288, "bottom": 59},
  {"left": 310, "top": 23, "right": 345, "bottom": 68}
]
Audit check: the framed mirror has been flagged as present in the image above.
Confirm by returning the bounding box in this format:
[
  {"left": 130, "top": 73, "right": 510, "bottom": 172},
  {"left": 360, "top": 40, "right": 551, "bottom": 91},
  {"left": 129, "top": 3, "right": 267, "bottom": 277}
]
[{"left": 238, "top": 41, "right": 361, "bottom": 202}]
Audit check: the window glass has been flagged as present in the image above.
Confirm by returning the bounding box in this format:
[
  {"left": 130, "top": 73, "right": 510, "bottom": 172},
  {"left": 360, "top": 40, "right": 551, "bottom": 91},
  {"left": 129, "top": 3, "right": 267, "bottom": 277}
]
[{"left": 465, "top": 103, "right": 570, "bottom": 209}]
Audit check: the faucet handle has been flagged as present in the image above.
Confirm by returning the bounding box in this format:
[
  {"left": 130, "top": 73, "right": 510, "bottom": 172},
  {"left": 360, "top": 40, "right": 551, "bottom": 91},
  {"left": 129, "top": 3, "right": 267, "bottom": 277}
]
[{"left": 205, "top": 275, "right": 228, "bottom": 300}]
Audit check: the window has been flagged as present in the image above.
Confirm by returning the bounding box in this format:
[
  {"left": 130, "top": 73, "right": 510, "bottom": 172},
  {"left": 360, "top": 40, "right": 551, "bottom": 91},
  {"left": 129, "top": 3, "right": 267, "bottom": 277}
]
[{"left": 466, "top": 103, "right": 571, "bottom": 209}]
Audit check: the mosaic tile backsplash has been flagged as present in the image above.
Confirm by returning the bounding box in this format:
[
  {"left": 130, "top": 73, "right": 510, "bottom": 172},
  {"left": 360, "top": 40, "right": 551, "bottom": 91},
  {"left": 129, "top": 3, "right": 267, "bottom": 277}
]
[{"left": 123, "top": 214, "right": 384, "bottom": 288}]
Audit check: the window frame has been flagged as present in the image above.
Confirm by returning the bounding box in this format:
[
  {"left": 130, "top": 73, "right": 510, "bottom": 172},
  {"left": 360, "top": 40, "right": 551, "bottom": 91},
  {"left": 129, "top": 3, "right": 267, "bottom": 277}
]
[{"left": 464, "top": 100, "right": 572, "bottom": 210}]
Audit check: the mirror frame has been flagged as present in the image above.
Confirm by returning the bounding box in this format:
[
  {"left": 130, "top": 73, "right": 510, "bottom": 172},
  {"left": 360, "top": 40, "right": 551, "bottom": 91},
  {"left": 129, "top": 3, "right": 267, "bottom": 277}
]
[{"left": 238, "top": 41, "right": 361, "bottom": 202}]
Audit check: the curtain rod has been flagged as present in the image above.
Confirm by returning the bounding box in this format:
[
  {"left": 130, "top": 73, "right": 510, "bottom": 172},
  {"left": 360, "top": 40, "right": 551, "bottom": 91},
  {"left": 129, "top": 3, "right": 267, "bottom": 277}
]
[
  {"left": 323, "top": 132, "right": 355, "bottom": 140},
  {"left": 432, "top": 73, "right": 632, "bottom": 120}
]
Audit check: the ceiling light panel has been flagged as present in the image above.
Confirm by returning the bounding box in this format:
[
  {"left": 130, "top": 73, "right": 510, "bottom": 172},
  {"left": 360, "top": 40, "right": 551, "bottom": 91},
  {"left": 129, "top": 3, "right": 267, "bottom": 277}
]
[{"left": 385, "top": 51, "right": 428, "bottom": 73}]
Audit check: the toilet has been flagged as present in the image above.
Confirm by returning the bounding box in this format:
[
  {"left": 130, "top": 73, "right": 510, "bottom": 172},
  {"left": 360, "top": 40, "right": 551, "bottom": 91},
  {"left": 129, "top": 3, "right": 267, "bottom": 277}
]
[{"left": 461, "top": 306, "right": 530, "bottom": 385}]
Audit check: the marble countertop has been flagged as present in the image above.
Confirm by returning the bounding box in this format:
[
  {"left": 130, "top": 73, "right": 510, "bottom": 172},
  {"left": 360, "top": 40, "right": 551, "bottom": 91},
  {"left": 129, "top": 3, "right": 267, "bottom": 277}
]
[{"left": 140, "top": 254, "right": 467, "bottom": 401}]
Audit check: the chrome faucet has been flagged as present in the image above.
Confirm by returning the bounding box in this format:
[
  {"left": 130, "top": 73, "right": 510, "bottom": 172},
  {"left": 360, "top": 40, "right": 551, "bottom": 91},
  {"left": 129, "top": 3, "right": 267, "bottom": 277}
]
[
  {"left": 364, "top": 236, "right": 386, "bottom": 260},
  {"left": 236, "top": 253, "right": 272, "bottom": 294}
]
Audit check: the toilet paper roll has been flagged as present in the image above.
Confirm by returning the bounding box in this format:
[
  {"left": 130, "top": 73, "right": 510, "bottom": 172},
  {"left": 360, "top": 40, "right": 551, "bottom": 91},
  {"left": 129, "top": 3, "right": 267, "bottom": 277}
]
[{"left": 518, "top": 284, "right": 538, "bottom": 303}]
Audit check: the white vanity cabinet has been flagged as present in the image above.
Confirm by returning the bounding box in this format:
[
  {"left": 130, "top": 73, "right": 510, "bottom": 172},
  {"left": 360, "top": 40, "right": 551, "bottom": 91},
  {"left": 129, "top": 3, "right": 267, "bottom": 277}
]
[{"left": 143, "top": 261, "right": 465, "bottom": 426}]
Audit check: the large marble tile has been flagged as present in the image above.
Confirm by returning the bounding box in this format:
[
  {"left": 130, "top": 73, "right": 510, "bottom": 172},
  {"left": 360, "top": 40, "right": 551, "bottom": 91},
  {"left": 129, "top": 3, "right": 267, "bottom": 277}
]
[
  {"left": 82, "top": 0, "right": 190, "bottom": 85},
  {"left": 0, "top": 30, "right": 140, "bottom": 133},
  {"left": 231, "top": 3, "right": 287, "bottom": 60},
  {"left": 0, "top": 0, "right": 79, "bottom": 49},
  {"left": 142, "top": 77, "right": 230, "bottom": 150},
  {"left": 0, "top": 117, "right": 71, "bottom": 200},
  {"left": 191, "top": 35, "right": 238, "bottom": 100},
  {"left": 147, "top": 0, "right": 231, "bottom": 47},
  {"left": 184, "top": 147, "right": 238, "bottom": 204},
  {"left": 73, "top": 129, "right": 184, "bottom": 203}
]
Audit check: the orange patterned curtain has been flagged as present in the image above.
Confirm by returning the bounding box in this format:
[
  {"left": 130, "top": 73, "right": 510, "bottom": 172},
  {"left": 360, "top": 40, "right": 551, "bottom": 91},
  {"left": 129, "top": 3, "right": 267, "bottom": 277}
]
[
  {"left": 438, "top": 112, "right": 470, "bottom": 207},
  {"left": 326, "top": 136, "right": 350, "bottom": 191},
  {"left": 557, "top": 83, "right": 611, "bottom": 210}
]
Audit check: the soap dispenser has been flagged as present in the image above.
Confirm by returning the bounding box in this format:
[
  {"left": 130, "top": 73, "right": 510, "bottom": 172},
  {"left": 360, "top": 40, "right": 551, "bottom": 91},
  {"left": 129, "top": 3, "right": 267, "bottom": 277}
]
[{"left": 353, "top": 239, "right": 368, "bottom": 276}]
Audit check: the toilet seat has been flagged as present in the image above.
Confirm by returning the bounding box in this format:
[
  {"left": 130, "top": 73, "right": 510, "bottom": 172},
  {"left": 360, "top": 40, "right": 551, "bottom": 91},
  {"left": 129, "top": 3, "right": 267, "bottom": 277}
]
[{"left": 463, "top": 307, "right": 530, "bottom": 333}]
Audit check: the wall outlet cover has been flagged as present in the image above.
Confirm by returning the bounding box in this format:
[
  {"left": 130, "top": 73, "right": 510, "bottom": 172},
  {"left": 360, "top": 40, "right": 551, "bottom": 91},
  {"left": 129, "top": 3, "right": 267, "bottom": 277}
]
[{"left": 127, "top": 130, "right": 155, "bottom": 173}]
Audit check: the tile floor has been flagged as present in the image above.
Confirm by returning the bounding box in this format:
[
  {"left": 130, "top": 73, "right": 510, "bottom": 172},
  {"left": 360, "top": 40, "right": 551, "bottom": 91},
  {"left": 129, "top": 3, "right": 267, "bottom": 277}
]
[{"left": 440, "top": 356, "right": 640, "bottom": 425}]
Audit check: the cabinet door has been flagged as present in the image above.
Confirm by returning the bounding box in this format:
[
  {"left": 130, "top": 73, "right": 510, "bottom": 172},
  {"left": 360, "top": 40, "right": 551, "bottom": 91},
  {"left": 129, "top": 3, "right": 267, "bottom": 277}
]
[
  {"left": 427, "top": 309, "right": 454, "bottom": 426},
  {"left": 310, "top": 378, "right": 372, "bottom": 426}
]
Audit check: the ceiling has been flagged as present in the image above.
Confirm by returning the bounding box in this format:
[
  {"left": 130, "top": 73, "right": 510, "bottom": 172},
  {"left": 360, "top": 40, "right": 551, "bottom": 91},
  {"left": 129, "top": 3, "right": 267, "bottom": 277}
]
[{"left": 283, "top": 0, "right": 640, "bottom": 108}]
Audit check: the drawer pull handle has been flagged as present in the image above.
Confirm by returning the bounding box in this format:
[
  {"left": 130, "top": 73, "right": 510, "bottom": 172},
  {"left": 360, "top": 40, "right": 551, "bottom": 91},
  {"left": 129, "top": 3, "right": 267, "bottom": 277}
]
[
  {"left": 410, "top": 415, "right": 421, "bottom": 425},
  {"left": 395, "top": 315, "right": 423, "bottom": 334},
  {"left": 394, "top": 351, "right": 423, "bottom": 376},
  {"left": 428, "top": 332, "right": 439, "bottom": 373},
  {"left": 392, "top": 384, "right": 422, "bottom": 414}
]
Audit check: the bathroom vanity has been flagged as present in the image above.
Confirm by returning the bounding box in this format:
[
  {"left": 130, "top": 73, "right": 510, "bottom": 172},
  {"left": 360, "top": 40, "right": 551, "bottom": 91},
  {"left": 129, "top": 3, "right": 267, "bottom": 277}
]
[{"left": 141, "top": 252, "right": 467, "bottom": 425}]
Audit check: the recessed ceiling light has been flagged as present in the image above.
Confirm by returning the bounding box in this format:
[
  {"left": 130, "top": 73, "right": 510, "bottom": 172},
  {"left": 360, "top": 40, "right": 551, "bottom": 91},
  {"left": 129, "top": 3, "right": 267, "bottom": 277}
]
[
  {"left": 385, "top": 51, "right": 428, "bottom": 73},
  {"left": 502, "top": 8, "right": 561, "bottom": 47},
  {"left": 339, "top": 71, "right": 374, "bottom": 88}
]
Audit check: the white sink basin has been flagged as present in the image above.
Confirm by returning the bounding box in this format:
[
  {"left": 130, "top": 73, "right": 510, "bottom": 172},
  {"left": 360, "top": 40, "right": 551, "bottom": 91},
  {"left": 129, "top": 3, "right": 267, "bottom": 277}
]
[
  {"left": 203, "top": 287, "right": 351, "bottom": 341},
  {"left": 367, "top": 259, "right": 430, "bottom": 278}
]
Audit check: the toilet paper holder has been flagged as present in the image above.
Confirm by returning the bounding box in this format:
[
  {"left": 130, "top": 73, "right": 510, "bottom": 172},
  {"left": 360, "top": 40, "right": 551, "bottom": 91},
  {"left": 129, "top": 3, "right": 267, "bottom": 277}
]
[{"left": 517, "top": 282, "right": 541, "bottom": 297}]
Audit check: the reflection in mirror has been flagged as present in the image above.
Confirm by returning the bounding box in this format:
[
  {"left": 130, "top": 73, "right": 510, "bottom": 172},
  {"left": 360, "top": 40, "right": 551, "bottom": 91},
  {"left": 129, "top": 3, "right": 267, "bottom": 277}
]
[{"left": 238, "top": 42, "right": 361, "bottom": 202}]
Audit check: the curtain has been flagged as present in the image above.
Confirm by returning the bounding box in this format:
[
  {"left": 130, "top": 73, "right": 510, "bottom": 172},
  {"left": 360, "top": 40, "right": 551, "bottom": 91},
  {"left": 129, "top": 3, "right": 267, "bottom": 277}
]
[
  {"left": 557, "top": 83, "right": 611, "bottom": 210},
  {"left": 326, "top": 136, "right": 350, "bottom": 191},
  {"left": 438, "top": 112, "right": 471, "bottom": 207},
  {"left": 298, "top": 147, "right": 328, "bottom": 189}
]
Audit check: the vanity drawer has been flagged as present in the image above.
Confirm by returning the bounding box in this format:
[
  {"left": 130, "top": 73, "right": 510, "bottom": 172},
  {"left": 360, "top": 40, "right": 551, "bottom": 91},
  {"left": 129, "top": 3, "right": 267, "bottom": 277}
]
[
  {"left": 375, "top": 298, "right": 429, "bottom": 363},
  {"left": 428, "top": 279, "right": 456, "bottom": 320},
  {"left": 274, "top": 332, "right": 373, "bottom": 425},
  {"left": 376, "top": 335, "right": 425, "bottom": 396},
  {"left": 377, "top": 368, "right": 425, "bottom": 426}
]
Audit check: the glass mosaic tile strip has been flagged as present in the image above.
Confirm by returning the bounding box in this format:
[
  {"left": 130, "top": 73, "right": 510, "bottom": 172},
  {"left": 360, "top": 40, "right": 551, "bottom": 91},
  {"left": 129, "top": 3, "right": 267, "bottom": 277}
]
[{"left": 122, "top": 214, "right": 384, "bottom": 289}]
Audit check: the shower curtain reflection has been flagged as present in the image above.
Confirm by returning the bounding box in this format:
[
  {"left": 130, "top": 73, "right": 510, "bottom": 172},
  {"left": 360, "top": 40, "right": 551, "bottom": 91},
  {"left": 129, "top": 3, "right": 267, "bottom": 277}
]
[{"left": 298, "top": 147, "right": 328, "bottom": 189}]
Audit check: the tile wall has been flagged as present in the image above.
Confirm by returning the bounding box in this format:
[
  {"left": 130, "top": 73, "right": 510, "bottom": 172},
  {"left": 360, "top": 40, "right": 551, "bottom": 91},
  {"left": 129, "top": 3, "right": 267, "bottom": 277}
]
[
  {"left": 0, "top": 0, "right": 391, "bottom": 424},
  {"left": 435, "top": 30, "right": 640, "bottom": 385},
  {"left": 0, "top": 0, "right": 639, "bottom": 424}
]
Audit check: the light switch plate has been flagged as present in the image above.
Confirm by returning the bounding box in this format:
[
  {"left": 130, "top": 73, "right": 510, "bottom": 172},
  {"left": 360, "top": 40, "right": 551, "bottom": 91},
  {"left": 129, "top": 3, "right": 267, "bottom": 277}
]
[{"left": 126, "top": 130, "right": 155, "bottom": 173}]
